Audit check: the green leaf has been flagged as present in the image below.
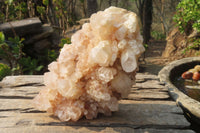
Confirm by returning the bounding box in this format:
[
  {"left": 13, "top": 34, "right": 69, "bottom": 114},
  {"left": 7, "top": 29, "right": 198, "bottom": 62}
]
[
  {"left": 174, "top": 0, "right": 200, "bottom": 34},
  {"left": 35, "top": 65, "right": 44, "bottom": 71},
  {"left": 43, "top": 0, "right": 49, "bottom": 6},
  {"left": 79, "top": 0, "right": 84, "bottom": 3},
  {"left": 11, "top": 66, "right": 20, "bottom": 72},
  {"left": 144, "top": 44, "right": 148, "bottom": 49},
  {"left": 0, "top": 63, "right": 11, "bottom": 80},
  {"left": 7, "top": 0, "right": 13, "bottom": 5},
  {"left": 28, "top": 71, "right": 33, "bottom": 75},
  {"left": 0, "top": 32, "right": 5, "bottom": 43},
  {"left": 37, "top": 6, "right": 45, "bottom": 14}
]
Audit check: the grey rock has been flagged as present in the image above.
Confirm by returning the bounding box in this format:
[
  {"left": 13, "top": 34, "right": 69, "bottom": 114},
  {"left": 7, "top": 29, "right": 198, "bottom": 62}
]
[
  {"left": 0, "top": 17, "right": 42, "bottom": 37},
  {"left": 34, "top": 39, "right": 51, "bottom": 53},
  {"left": 24, "top": 24, "right": 54, "bottom": 45}
]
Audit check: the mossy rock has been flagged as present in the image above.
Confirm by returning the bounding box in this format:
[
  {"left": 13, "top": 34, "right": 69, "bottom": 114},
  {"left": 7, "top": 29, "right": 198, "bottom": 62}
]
[{"left": 0, "top": 63, "right": 11, "bottom": 81}]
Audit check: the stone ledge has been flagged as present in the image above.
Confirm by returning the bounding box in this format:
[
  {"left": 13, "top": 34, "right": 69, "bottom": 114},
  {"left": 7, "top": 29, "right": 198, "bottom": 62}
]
[{"left": 158, "top": 57, "right": 200, "bottom": 125}]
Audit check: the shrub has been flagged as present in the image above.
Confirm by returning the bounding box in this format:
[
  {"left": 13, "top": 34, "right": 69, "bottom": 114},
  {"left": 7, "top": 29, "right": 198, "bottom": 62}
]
[
  {"left": 0, "top": 63, "right": 11, "bottom": 81},
  {"left": 151, "top": 30, "right": 166, "bottom": 40},
  {"left": 59, "top": 37, "right": 71, "bottom": 48},
  {"left": 0, "top": 32, "right": 45, "bottom": 75},
  {"left": 174, "top": 0, "right": 200, "bottom": 34},
  {"left": 173, "top": 0, "right": 200, "bottom": 53}
]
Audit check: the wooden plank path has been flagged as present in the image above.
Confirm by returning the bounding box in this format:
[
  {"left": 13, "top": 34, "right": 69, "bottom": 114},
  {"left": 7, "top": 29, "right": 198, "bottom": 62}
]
[{"left": 0, "top": 73, "right": 195, "bottom": 133}]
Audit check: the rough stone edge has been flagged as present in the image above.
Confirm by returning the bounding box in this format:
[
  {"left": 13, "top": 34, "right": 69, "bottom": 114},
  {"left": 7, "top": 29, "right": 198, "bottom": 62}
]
[
  {"left": 158, "top": 57, "right": 200, "bottom": 124},
  {"left": 0, "top": 17, "right": 41, "bottom": 29},
  {"left": 0, "top": 75, "right": 44, "bottom": 88}
]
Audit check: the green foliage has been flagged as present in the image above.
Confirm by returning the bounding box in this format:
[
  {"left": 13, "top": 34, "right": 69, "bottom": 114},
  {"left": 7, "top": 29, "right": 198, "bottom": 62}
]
[
  {"left": 5, "top": 0, "right": 13, "bottom": 5},
  {"left": 42, "top": 0, "right": 49, "bottom": 6},
  {"left": 37, "top": 6, "right": 45, "bottom": 14},
  {"left": 19, "top": 57, "right": 43, "bottom": 75},
  {"left": 0, "top": 36, "right": 24, "bottom": 70},
  {"left": 0, "top": 32, "right": 45, "bottom": 75},
  {"left": 174, "top": 0, "right": 200, "bottom": 33},
  {"left": 1, "top": 0, "right": 29, "bottom": 21},
  {"left": 0, "top": 63, "right": 11, "bottom": 81},
  {"left": 151, "top": 30, "right": 166, "bottom": 40},
  {"left": 15, "top": 2, "right": 27, "bottom": 13},
  {"left": 34, "top": 49, "right": 58, "bottom": 72},
  {"left": 79, "top": 0, "right": 84, "bottom": 3},
  {"left": 59, "top": 37, "right": 71, "bottom": 48},
  {"left": 0, "top": 0, "right": 77, "bottom": 32},
  {"left": 46, "top": 49, "right": 58, "bottom": 62},
  {"left": 0, "top": 32, "right": 5, "bottom": 43},
  {"left": 143, "top": 44, "right": 148, "bottom": 49},
  {"left": 174, "top": 0, "right": 200, "bottom": 54},
  {"left": 182, "top": 38, "right": 200, "bottom": 54}
]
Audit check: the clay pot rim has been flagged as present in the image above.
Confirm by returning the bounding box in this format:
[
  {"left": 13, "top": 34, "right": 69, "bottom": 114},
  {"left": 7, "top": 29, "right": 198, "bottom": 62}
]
[{"left": 158, "top": 57, "right": 200, "bottom": 124}]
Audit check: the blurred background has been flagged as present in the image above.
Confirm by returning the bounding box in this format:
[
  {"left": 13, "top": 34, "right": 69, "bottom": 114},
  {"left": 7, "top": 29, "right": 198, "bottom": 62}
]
[{"left": 0, "top": 0, "right": 199, "bottom": 79}]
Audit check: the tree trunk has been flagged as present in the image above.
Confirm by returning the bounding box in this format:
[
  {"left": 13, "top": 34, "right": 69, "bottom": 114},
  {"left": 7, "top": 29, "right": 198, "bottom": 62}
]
[
  {"left": 86, "top": 0, "right": 98, "bottom": 17},
  {"left": 109, "top": 0, "right": 112, "bottom": 6},
  {"left": 161, "top": 0, "right": 165, "bottom": 33},
  {"left": 115, "top": 0, "right": 118, "bottom": 7},
  {"left": 153, "top": 0, "right": 168, "bottom": 35},
  {"left": 46, "top": 0, "right": 58, "bottom": 27},
  {"left": 99, "top": 0, "right": 103, "bottom": 9},
  {"left": 135, "top": 0, "right": 145, "bottom": 25},
  {"left": 142, "top": 0, "right": 152, "bottom": 44},
  {"left": 5, "top": 4, "right": 9, "bottom": 22},
  {"left": 81, "top": 0, "right": 87, "bottom": 17}
]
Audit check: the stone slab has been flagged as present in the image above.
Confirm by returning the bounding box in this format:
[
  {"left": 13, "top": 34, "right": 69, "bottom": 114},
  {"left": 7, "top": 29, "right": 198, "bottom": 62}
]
[
  {"left": 0, "top": 17, "right": 42, "bottom": 37},
  {"left": 0, "top": 127, "right": 195, "bottom": 133},
  {"left": 24, "top": 24, "right": 54, "bottom": 45},
  {"left": 0, "top": 74, "right": 195, "bottom": 133},
  {"left": 0, "top": 99, "right": 192, "bottom": 132},
  {"left": 0, "top": 75, "right": 43, "bottom": 87}
]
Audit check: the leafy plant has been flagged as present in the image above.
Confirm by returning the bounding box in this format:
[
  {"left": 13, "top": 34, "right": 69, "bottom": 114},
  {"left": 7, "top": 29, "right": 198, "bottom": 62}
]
[
  {"left": 143, "top": 44, "right": 148, "bottom": 50},
  {"left": 42, "top": 0, "right": 49, "bottom": 6},
  {"left": 182, "top": 38, "right": 200, "bottom": 54},
  {"left": 0, "top": 0, "right": 78, "bottom": 35},
  {"left": 19, "top": 57, "right": 43, "bottom": 75},
  {"left": 0, "top": 63, "right": 11, "bottom": 81},
  {"left": 34, "top": 49, "right": 58, "bottom": 72},
  {"left": 151, "top": 30, "right": 166, "bottom": 40},
  {"left": 5, "top": 0, "right": 13, "bottom": 5},
  {"left": 0, "top": 34, "right": 25, "bottom": 71},
  {"left": 2, "top": 0, "right": 29, "bottom": 21},
  {"left": 0, "top": 32, "right": 5, "bottom": 43},
  {"left": 174, "top": 0, "right": 200, "bottom": 54},
  {"left": 38, "top": 49, "right": 58, "bottom": 63},
  {"left": 59, "top": 37, "right": 71, "bottom": 48},
  {"left": 174, "top": 0, "right": 200, "bottom": 34},
  {"left": 0, "top": 32, "right": 45, "bottom": 75},
  {"left": 37, "top": 6, "right": 46, "bottom": 15}
]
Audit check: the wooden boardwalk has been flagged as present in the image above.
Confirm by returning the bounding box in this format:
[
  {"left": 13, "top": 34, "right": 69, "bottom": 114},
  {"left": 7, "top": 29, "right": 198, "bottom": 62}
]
[{"left": 0, "top": 73, "right": 195, "bottom": 133}]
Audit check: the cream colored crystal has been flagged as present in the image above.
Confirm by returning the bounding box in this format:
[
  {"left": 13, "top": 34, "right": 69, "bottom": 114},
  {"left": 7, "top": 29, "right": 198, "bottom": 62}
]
[
  {"left": 121, "top": 49, "right": 137, "bottom": 73},
  {"left": 33, "top": 6, "right": 144, "bottom": 122}
]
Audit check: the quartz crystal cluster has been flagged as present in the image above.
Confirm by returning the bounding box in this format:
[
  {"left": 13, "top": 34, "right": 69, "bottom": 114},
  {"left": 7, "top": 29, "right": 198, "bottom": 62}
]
[{"left": 33, "top": 6, "right": 145, "bottom": 121}]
